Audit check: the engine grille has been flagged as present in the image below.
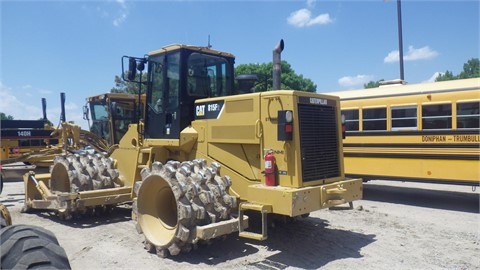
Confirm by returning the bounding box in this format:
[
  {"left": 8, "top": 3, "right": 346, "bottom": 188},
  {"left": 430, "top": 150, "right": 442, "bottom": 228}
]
[{"left": 298, "top": 103, "right": 341, "bottom": 182}]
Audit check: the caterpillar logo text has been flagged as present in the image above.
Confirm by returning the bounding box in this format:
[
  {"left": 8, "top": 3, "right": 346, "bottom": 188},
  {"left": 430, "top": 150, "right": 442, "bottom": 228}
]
[
  {"left": 196, "top": 105, "right": 205, "bottom": 117},
  {"left": 194, "top": 100, "right": 225, "bottom": 119},
  {"left": 310, "top": 98, "right": 327, "bottom": 105}
]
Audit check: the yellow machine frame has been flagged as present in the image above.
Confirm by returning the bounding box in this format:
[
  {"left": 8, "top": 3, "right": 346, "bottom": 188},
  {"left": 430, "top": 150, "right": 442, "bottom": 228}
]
[{"left": 23, "top": 43, "right": 362, "bottom": 249}]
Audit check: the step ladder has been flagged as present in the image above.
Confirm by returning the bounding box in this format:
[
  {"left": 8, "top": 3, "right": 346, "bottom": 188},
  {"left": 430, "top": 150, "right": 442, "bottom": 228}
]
[
  {"left": 137, "top": 147, "right": 152, "bottom": 170},
  {"left": 238, "top": 202, "right": 272, "bottom": 241}
]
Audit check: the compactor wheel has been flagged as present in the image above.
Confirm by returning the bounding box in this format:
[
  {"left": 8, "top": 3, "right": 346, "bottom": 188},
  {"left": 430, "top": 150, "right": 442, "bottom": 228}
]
[
  {"left": 51, "top": 153, "right": 119, "bottom": 193},
  {"left": 0, "top": 204, "right": 12, "bottom": 229},
  {"left": 49, "top": 153, "right": 120, "bottom": 218},
  {"left": 136, "top": 160, "right": 237, "bottom": 257}
]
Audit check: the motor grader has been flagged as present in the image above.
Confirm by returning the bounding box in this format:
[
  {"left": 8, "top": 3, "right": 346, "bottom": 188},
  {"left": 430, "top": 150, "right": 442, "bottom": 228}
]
[
  {"left": 83, "top": 92, "right": 145, "bottom": 149},
  {"left": 23, "top": 41, "right": 363, "bottom": 257},
  {"left": 0, "top": 93, "right": 109, "bottom": 181}
]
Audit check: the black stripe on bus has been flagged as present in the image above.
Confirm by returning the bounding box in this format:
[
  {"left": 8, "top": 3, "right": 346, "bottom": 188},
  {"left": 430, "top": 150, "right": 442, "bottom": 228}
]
[
  {"left": 346, "top": 129, "right": 479, "bottom": 136},
  {"left": 340, "top": 85, "right": 478, "bottom": 101},
  {"left": 344, "top": 143, "right": 479, "bottom": 149},
  {"left": 345, "top": 174, "right": 479, "bottom": 186},
  {"left": 344, "top": 152, "right": 479, "bottom": 160}
]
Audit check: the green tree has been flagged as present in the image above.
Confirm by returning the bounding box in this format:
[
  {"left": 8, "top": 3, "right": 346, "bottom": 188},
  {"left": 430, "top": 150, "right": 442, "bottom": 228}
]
[
  {"left": 435, "top": 70, "right": 456, "bottom": 82},
  {"left": 458, "top": 58, "right": 480, "bottom": 79},
  {"left": 436, "top": 58, "right": 479, "bottom": 81},
  {"left": 112, "top": 61, "right": 317, "bottom": 93},
  {"left": 234, "top": 61, "right": 317, "bottom": 92},
  {"left": 0, "top": 113, "right": 14, "bottom": 120},
  {"left": 364, "top": 79, "right": 385, "bottom": 89},
  {"left": 111, "top": 73, "right": 148, "bottom": 94}
]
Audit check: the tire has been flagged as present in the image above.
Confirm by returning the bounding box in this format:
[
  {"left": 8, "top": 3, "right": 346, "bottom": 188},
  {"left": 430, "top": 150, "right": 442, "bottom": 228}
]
[
  {"left": 0, "top": 225, "right": 71, "bottom": 269},
  {"left": 51, "top": 153, "right": 119, "bottom": 193},
  {"left": 1, "top": 172, "right": 3, "bottom": 194},
  {"left": 136, "top": 160, "right": 237, "bottom": 257},
  {"left": 0, "top": 204, "right": 12, "bottom": 229}
]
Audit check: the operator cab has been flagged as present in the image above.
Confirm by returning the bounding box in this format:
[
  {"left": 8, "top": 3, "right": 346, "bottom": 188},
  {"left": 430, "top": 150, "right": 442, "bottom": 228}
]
[
  {"left": 125, "top": 45, "right": 235, "bottom": 139},
  {"left": 86, "top": 94, "right": 140, "bottom": 145}
]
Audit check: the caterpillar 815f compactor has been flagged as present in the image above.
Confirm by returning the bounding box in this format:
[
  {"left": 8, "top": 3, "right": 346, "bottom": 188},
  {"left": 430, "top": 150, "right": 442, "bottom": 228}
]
[{"left": 23, "top": 41, "right": 363, "bottom": 257}]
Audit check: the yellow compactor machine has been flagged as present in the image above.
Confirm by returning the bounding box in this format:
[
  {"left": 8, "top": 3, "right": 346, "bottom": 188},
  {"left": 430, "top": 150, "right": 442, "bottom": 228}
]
[{"left": 23, "top": 41, "right": 363, "bottom": 257}]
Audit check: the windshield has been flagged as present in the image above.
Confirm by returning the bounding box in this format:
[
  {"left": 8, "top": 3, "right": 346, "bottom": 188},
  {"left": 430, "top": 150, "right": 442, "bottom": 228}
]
[
  {"left": 187, "top": 53, "right": 230, "bottom": 97},
  {"left": 90, "top": 103, "right": 111, "bottom": 144},
  {"left": 148, "top": 53, "right": 180, "bottom": 113}
]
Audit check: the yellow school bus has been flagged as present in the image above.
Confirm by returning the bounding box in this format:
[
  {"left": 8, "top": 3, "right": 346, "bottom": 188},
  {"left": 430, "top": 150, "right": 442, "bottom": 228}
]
[{"left": 326, "top": 78, "right": 479, "bottom": 186}]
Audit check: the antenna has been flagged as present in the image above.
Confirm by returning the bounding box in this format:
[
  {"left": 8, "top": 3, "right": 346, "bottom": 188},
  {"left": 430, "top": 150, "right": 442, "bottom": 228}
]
[{"left": 207, "top": 35, "right": 212, "bottom": 49}]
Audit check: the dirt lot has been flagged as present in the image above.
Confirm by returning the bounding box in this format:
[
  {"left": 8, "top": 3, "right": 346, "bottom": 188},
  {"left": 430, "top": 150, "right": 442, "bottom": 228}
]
[{"left": 1, "top": 178, "right": 479, "bottom": 270}]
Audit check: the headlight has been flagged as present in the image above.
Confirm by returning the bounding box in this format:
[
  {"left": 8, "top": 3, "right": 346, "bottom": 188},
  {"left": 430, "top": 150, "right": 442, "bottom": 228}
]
[{"left": 285, "top": 110, "right": 293, "bottom": 123}]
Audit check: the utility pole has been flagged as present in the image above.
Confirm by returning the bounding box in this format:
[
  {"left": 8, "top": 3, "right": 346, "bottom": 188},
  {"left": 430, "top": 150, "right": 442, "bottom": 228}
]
[{"left": 397, "top": 0, "right": 405, "bottom": 81}]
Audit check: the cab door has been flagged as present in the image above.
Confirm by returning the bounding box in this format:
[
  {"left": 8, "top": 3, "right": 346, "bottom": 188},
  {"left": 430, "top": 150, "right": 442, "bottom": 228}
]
[{"left": 145, "top": 52, "right": 181, "bottom": 139}]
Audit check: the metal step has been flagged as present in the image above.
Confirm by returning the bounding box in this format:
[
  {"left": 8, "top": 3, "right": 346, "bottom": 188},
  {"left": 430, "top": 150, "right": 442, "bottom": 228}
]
[{"left": 238, "top": 202, "right": 272, "bottom": 241}]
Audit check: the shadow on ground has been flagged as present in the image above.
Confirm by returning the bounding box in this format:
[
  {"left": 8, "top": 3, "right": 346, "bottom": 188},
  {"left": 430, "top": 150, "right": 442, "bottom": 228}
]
[
  {"left": 363, "top": 183, "right": 479, "bottom": 213},
  {"left": 170, "top": 216, "right": 375, "bottom": 269},
  {"left": 23, "top": 205, "right": 133, "bottom": 228}
]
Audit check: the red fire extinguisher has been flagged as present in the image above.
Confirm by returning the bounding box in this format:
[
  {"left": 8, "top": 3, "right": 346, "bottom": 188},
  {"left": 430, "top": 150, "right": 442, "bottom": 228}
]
[{"left": 264, "top": 151, "right": 276, "bottom": 186}]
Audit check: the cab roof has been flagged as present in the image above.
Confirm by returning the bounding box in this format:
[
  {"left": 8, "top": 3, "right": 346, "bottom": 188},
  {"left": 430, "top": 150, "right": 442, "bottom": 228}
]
[{"left": 148, "top": 44, "right": 235, "bottom": 59}]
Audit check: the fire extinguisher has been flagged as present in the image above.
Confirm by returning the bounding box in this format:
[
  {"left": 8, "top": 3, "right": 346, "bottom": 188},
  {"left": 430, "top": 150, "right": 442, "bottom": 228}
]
[{"left": 264, "top": 150, "right": 276, "bottom": 186}]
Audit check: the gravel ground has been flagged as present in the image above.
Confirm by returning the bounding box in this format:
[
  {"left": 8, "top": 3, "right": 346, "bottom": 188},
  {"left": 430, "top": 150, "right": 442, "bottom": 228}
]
[{"left": 1, "top": 178, "right": 479, "bottom": 270}]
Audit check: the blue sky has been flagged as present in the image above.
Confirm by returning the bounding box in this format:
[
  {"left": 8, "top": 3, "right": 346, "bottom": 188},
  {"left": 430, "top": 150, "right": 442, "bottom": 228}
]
[{"left": 1, "top": 0, "right": 479, "bottom": 130}]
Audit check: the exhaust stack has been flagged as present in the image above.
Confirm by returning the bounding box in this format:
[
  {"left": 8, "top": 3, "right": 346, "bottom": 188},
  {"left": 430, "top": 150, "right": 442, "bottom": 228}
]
[
  {"left": 42, "top": 98, "right": 47, "bottom": 121},
  {"left": 60, "top": 92, "right": 66, "bottom": 123},
  {"left": 272, "top": 39, "right": 284, "bottom": 90}
]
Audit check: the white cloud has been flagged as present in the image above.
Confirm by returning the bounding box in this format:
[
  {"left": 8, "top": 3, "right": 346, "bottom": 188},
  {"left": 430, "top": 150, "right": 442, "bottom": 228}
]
[
  {"left": 113, "top": 13, "right": 127, "bottom": 27},
  {"left": 0, "top": 82, "right": 42, "bottom": 120},
  {"left": 425, "top": 72, "right": 443, "bottom": 82},
  {"left": 0, "top": 82, "right": 86, "bottom": 128},
  {"left": 113, "top": 0, "right": 128, "bottom": 27},
  {"left": 384, "top": 45, "right": 439, "bottom": 63},
  {"left": 116, "top": 0, "right": 127, "bottom": 9},
  {"left": 384, "top": 50, "right": 399, "bottom": 63},
  {"left": 404, "top": 46, "right": 439, "bottom": 61},
  {"left": 287, "top": 9, "right": 332, "bottom": 28},
  {"left": 338, "top": 75, "right": 373, "bottom": 88},
  {"left": 307, "top": 0, "right": 316, "bottom": 9},
  {"left": 81, "top": 2, "right": 128, "bottom": 27},
  {"left": 39, "top": 89, "right": 53, "bottom": 95}
]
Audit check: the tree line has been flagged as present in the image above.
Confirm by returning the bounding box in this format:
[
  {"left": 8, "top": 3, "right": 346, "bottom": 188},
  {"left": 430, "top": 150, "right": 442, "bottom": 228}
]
[
  {"left": 110, "top": 60, "right": 317, "bottom": 94},
  {"left": 364, "top": 58, "right": 479, "bottom": 88},
  {"left": 2, "top": 58, "right": 477, "bottom": 120}
]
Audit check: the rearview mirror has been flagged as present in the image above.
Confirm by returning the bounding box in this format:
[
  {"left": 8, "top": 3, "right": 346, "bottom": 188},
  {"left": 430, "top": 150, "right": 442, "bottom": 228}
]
[
  {"left": 82, "top": 105, "right": 89, "bottom": 120},
  {"left": 128, "top": 57, "right": 137, "bottom": 81}
]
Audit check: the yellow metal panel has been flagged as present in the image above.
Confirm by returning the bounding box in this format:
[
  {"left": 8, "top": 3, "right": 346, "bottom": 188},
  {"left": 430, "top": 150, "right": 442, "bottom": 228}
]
[
  {"left": 208, "top": 143, "right": 261, "bottom": 181},
  {"left": 245, "top": 177, "right": 362, "bottom": 216},
  {"left": 211, "top": 125, "right": 256, "bottom": 141},
  {"left": 205, "top": 94, "right": 261, "bottom": 145},
  {"left": 225, "top": 98, "right": 254, "bottom": 113}
]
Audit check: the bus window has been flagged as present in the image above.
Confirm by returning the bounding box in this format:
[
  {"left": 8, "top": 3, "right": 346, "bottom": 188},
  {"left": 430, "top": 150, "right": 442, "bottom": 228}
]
[
  {"left": 457, "top": 101, "right": 480, "bottom": 129},
  {"left": 422, "top": 103, "right": 452, "bottom": 130},
  {"left": 391, "top": 106, "right": 417, "bottom": 131},
  {"left": 342, "top": 109, "right": 359, "bottom": 131},
  {"left": 362, "top": 108, "right": 386, "bottom": 131}
]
